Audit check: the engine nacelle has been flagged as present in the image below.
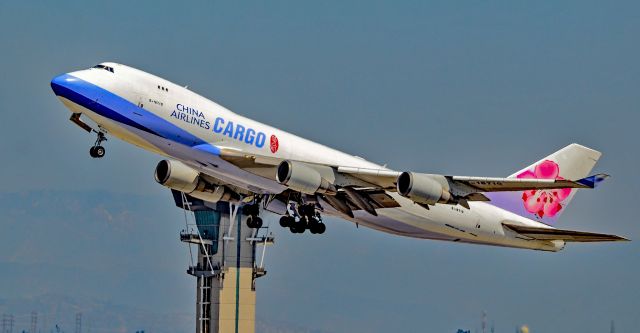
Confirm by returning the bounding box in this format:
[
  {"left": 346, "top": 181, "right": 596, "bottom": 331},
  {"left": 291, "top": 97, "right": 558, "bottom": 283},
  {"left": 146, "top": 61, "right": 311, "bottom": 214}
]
[
  {"left": 155, "top": 160, "right": 239, "bottom": 203},
  {"left": 396, "top": 172, "right": 452, "bottom": 205},
  {"left": 276, "top": 160, "right": 336, "bottom": 194}
]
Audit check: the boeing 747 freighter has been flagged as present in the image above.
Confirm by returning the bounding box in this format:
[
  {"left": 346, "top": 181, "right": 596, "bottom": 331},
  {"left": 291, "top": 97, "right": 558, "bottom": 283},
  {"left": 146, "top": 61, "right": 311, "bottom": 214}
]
[{"left": 51, "top": 63, "right": 627, "bottom": 251}]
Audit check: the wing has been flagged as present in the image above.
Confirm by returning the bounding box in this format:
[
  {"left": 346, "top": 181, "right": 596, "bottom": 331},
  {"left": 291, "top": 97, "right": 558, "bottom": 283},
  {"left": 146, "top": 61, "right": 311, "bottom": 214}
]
[
  {"left": 503, "top": 223, "right": 629, "bottom": 242},
  {"left": 218, "top": 148, "right": 605, "bottom": 190},
  {"left": 336, "top": 170, "right": 607, "bottom": 192},
  {"left": 216, "top": 148, "right": 606, "bottom": 212}
]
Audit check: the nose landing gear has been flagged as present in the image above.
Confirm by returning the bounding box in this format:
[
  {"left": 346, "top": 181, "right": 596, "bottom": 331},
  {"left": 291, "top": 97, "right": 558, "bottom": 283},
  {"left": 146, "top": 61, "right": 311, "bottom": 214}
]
[{"left": 89, "top": 132, "right": 107, "bottom": 158}]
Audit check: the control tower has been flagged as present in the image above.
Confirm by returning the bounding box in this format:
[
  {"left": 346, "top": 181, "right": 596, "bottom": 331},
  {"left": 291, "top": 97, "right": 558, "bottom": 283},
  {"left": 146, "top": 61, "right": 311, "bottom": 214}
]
[{"left": 172, "top": 190, "right": 273, "bottom": 333}]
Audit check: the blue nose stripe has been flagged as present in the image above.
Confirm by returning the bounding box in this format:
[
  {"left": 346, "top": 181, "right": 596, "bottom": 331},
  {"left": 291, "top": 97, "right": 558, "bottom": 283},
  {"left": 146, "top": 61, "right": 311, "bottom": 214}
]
[
  {"left": 50, "top": 74, "right": 76, "bottom": 97},
  {"left": 50, "top": 73, "right": 220, "bottom": 155}
]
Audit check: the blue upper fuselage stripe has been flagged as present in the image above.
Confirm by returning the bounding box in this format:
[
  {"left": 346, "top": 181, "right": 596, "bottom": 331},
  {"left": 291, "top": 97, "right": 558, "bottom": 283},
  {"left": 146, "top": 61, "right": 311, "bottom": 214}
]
[{"left": 51, "top": 74, "right": 219, "bottom": 154}]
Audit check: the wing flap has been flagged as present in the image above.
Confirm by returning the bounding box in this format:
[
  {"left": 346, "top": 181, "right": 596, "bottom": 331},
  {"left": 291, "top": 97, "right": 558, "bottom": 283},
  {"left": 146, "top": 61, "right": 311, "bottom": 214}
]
[
  {"left": 503, "top": 223, "right": 629, "bottom": 242},
  {"left": 335, "top": 188, "right": 401, "bottom": 211},
  {"left": 363, "top": 190, "right": 402, "bottom": 208}
]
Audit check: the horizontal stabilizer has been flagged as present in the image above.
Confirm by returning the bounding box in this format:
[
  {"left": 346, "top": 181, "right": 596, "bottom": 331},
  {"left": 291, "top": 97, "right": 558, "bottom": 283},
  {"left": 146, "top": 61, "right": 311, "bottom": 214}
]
[
  {"left": 450, "top": 175, "right": 595, "bottom": 192},
  {"left": 503, "top": 223, "right": 629, "bottom": 242},
  {"left": 576, "top": 173, "right": 610, "bottom": 188}
]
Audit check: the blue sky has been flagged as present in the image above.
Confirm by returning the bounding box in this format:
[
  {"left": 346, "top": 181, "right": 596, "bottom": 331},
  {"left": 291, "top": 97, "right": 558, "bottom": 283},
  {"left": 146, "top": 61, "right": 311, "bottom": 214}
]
[{"left": 0, "top": 1, "right": 638, "bottom": 332}]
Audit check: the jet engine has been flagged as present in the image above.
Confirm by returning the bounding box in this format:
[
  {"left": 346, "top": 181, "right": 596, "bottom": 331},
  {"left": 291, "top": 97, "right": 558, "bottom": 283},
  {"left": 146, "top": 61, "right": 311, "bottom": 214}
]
[
  {"left": 154, "top": 159, "right": 239, "bottom": 202},
  {"left": 276, "top": 160, "right": 336, "bottom": 195},
  {"left": 396, "top": 172, "right": 453, "bottom": 205}
]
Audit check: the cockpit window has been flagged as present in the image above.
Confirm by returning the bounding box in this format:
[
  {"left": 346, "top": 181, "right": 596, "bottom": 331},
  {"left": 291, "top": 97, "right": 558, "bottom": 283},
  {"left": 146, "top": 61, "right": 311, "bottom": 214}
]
[{"left": 92, "top": 64, "right": 114, "bottom": 73}]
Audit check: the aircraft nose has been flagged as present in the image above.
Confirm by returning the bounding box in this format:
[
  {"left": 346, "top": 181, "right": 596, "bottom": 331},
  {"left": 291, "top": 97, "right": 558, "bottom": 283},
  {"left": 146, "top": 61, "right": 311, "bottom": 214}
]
[{"left": 50, "top": 73, "right": 75, "bottom": 97}]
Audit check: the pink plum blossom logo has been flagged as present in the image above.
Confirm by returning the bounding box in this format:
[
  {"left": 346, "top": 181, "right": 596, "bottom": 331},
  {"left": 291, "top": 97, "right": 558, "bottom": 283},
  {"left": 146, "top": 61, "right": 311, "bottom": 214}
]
[{"left": 517, "top": 160, "right": 571, "bottom": 218}]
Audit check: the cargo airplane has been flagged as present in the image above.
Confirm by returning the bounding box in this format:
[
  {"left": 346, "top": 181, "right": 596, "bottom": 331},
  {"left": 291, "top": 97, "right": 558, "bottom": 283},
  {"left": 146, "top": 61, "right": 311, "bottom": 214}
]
[{"left": 51, "top": 63, "right": 628, "bottom": 251}]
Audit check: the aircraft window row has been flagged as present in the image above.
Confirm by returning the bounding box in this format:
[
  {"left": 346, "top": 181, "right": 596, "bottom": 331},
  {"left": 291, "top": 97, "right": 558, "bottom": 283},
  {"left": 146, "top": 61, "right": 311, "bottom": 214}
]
[
  {"left": 157, "top": 85, "right": 168, "bottom": 92},
  {"left": 93, "top": 64, "right": 114, "bottom": 73}
]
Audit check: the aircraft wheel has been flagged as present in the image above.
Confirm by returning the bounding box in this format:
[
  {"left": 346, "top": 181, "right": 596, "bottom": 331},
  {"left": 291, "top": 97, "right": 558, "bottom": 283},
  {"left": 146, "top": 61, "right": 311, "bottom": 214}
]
[
  {"left": 309, "top": 220, "right": 325, "bottom": 234},
  {"left": 94, "top": 146, "right": 106, "bottom": 158},
  {"left": 89, "top": 147, "right": 97, "bottom": 158},
  {"left": 253, "top": 216, "right": 263, "bottom": 228},
  {"left": 279, "top": 216, "right": 292, "bottom": 228},
  {"left": 246, "top": 216, "right": 255, "bottom": 228},
  {"left": 307, "top": 217, "right": 317, "bottom": 231}
]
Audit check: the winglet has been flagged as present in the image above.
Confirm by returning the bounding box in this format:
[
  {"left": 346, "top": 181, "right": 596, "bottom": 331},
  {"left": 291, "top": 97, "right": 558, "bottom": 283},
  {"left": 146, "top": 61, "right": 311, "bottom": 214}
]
[{"left": 576, "top": 173, "right": 610, "bottom": 188}]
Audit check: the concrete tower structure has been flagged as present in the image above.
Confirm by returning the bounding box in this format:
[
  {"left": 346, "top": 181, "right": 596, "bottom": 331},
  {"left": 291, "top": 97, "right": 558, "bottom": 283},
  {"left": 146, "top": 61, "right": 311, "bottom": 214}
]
[{"left": 173, "top": 191, "right": 272, "bottom": 333}]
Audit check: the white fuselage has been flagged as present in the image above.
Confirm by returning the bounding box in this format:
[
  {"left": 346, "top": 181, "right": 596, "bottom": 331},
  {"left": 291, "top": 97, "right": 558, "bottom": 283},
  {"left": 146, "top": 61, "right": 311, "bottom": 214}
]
[{"left": 52, "top": 63, "right": 564, "bottom": 251}]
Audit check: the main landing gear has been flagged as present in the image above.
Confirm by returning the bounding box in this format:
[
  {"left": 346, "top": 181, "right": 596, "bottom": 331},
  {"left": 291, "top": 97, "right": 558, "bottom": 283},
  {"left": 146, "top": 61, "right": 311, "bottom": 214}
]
[
  {"left": 89, "top": 131, "right": 107, "bottom": 158},
  {"left": 242, "top": 198, "right": 326, "bottom": 234},
  {"left": 243, "top": 203, "right": 263, "bottom": 229},
  {"left": 279, "top": 203, "right": 326, "bottom": 235}
]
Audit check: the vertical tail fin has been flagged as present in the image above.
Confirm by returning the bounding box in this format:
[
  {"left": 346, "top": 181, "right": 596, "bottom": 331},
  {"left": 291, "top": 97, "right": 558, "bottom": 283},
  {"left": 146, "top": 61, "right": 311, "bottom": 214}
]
[{"left": 486, "top": 144, "right": 602, "bottom": 225}]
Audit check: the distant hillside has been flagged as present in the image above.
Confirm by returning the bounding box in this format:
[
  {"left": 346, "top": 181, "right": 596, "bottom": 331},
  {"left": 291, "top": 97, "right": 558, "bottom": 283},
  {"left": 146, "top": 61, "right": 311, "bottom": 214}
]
[
  {"left": 0, "top": 293, "right": 192, "bottom": 333},
  {"left": 0, "top": 191, "right": 333, "bottom": 333}
]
